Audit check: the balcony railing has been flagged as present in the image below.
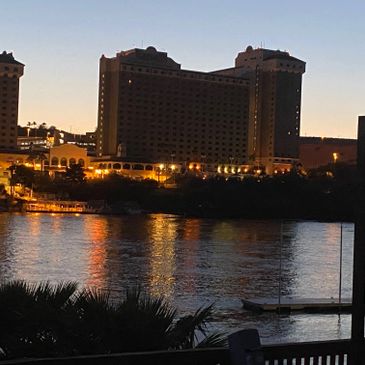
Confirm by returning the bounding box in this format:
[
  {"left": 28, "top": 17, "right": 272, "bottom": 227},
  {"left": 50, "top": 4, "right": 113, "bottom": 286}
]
[
  {"left": 263, "top": 339, "right": 350, "bottom": 365},
  {"left": 0, "top": 339, "right": 352, "bottom": 365}
]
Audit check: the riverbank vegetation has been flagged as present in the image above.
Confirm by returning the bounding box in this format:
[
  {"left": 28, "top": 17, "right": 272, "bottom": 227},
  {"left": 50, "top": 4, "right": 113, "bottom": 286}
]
[
  {"left": 0, "top": 281, "right": 224, "bottom": 359},
  {"left": 28, "top": 162, "right": 357, "bottom": 221}
]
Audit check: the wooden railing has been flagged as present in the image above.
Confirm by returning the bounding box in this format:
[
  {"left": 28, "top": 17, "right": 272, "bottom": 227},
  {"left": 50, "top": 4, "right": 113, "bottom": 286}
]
[{"left": 0, "top": 339, "right": 352, "bottom": 365}]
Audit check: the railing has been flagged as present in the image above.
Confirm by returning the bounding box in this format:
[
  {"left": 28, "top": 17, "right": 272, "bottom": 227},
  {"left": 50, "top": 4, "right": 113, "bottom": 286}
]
[
  {"left": 0, "top": 339, "right": 352, "bottom": 365},
  {"left": 263, "top": 339, "right": 351, "bottom": 365}
]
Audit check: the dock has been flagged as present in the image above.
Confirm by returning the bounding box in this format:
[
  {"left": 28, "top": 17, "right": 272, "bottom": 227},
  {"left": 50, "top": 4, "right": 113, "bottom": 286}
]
[{"left": 242, "top": 297, "right": 352, "bottom": 313}]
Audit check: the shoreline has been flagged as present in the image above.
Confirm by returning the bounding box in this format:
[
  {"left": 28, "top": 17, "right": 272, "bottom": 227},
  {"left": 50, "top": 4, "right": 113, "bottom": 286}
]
[{"left": 2, "top": 208, "right": 354, "bottom": 224}]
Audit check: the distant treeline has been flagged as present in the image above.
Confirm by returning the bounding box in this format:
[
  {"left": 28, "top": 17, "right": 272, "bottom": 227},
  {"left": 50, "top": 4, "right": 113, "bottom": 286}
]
[{"left": 32, "top": 162, "right": 359, "bottom": 221}]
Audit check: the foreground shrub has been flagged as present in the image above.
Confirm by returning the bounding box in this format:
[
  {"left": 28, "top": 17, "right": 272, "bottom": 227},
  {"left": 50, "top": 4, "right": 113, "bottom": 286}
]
[{"left": 0, "top": 281, "right": 225, "bottom": 359}]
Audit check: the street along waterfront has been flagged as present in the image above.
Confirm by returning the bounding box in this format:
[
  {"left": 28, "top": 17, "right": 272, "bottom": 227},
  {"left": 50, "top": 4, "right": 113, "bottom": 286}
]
[{"left": 0, "top": 213, "right": 353, "bottom": 344}]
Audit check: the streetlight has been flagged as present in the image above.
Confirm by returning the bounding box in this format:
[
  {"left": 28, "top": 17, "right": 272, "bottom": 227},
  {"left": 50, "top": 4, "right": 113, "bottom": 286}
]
[{"left": 157, "top": 164, "right": 165, "bottom": 183}]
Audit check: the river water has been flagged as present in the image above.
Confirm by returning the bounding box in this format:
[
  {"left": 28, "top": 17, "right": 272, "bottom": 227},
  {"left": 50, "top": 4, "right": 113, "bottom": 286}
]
[{"left": 0, "top": 213, "right": 354, "bottom": 344}]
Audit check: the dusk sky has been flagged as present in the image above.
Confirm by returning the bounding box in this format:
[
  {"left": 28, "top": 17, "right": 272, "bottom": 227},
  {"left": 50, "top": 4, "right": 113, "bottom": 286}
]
[{"left": 2, "top": 0, "right": 364, "bottom": 137}]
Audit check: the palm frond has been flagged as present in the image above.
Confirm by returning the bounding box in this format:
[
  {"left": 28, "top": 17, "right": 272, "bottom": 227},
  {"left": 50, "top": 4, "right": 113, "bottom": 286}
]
[
  {"left": 76, "top": 287, "right": 111, "bottom": 312},
  {"left": 168, "top": 304, "right": 216, "bottom": 349},
  {"left": 195, "top": 332, "right": 227, "bottom": 348},
  {"left": 0, "top": 280, "right": 34, "bottom": 312},
  {"left": 33, "top": 281, "right": 78, "bottom": 308}
]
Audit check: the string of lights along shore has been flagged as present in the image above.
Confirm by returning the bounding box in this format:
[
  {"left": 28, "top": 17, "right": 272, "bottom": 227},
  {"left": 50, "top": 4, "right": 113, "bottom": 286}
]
[{"left": 96, "top": 45, "right": 305, "bottom": 175}]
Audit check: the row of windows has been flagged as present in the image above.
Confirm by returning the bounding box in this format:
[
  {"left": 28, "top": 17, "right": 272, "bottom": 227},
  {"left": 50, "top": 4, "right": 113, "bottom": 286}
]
[
  {"left": 98, "top": 162, "right": 153, "bottom": 171},
  {"left": 2, "top": 79, "right": 16, "bottom": 83},
  {"left": 118, "top": 103, "right": 248, "bottom": 111},
  {"left": 121, "top": 129, "right": 246, "bottom": 136},
  {"left": 123, "top": 94, "right": 248, "bottom": 104},
  {"left": 120, "top": 111, "right": 247, "bottom": 118},
  {"left": 120, "top": 125, "right": 247, "bottom": 132},
  {"left": 0, "top": 139, "right": 14, "bottom": 144},
  {"left": 124, "top": 86, "right": 248, "bottom": 95},
  {"left": 49, "top": 157, "right": 85, "bottom": 167},
  {"left": 0, "top": 124, "right": 16, "bottom": 129},
  {"left": 126, "top": 150, "right": 246, "bottom": 160},
  {"left": 0, "top": 75, "right": 19, "bottom": 80},
  {"left": 2, "top": 87, "right": 17, "bottom": 91},
  {"left": 120, "top": 65, "right": 248, "bottom": 85},
  {"left": 149, "top": 155, "right": 243, "bottom": 165},
  {"left": 2, "top": 66, "right": 19, "bottom": 72},
  {"left": 120, "top": 122, "right": 247, "bottom": 129},
  {"left": 2, "top": 101, "right": 17, "bottom": 105},
  {"left": 120, "top": 93, "right": 247, "bottom": 103},
  {"left": 127, "top": 147, "right": 245, "bottom": 154},
  {"left": 121, "top": 135, "right": 246, "bottom": 143}
]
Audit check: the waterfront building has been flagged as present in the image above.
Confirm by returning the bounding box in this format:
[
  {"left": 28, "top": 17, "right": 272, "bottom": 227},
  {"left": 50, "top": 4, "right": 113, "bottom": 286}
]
[
  {"left": 0, "top": 144, "right": 88, "bottom": 173},
  {"left": 0, "top": 150, "right": 29, "bottom": 193},
  {"left": 47, "top": 144, "right": 89, "bottom": 171},
  {"left": 89, "top": 157, "right": 182, "bottom": 181},
  {"left": 0, "top": 51, "right": 24, "bottom": 151},
  {"left": 96, "top": 46, "right": 305, "bottom": 174},
  {"left": 97, "top": 46, "right": 250, "bottom": 173},
  {"left": 17, "top": 125, "right": 55, "bottom": 150},
  {"left": 299, "top": 136, "right": 357, "bottom": 169},
  {"left": 17, "top": 125, "right": 96, "bottom": 154},
  {"left": 214, "top": 46, "right": 306, "bottom": 174}
]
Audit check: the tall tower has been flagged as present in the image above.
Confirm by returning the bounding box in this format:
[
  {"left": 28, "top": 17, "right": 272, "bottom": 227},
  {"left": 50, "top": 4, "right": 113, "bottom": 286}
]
[
  {"left": 96, "top": 47, "right": 250, "bottom": 169},
  {"left": 0, "top": 51, "right": 24, "bottom": 150},
  {"left": 96, "top": 47, "right": 182, "bottom": 158},
  {"left": 214, "top": 46, "right": 306, "bottom": 174}
]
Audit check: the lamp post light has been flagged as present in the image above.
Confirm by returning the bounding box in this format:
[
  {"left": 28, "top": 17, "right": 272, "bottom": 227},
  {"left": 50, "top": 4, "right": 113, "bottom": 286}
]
[
  {"left": 229, "top": 156, "right": 234, "bottom": 175},
  {"left": 201, "top": 154, "right": 206, "bottom": 175},
  {"left": 158, "top": 163, "right": 165, "bottom": 183}
]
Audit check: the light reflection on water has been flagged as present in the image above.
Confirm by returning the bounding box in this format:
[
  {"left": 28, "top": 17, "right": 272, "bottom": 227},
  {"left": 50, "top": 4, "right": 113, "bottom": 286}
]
[{"left": 0, "top": 213, "right": 354, "bottom": 344}]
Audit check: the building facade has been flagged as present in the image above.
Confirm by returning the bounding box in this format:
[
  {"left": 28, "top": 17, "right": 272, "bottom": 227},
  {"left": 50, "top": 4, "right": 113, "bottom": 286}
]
[
  {"left": 97, "top": 46, "right": 305, "bottom": 174},
  {"left": 47, "top": 144, "right": 88, "bottom": 170},
  {"left": 299, "top": 137, "right": 357, "bottom": 169},
  {"left": 0, "top": 52, "right": 24, "bottom": 151},
  {"left": 17, "top": 125, "right": 96, "bottom": 154},
  {"left": 214, "top": 46, "right": 306, "bottom": 173},
  {"left": 97, "top": 46, "right": 250, "bottom": 172}
]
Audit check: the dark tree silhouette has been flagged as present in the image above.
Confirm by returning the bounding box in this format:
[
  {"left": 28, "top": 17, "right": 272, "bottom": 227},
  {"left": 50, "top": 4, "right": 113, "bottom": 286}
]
[{"left": 64, "top": 164, "right": 86, "bottom": 184}]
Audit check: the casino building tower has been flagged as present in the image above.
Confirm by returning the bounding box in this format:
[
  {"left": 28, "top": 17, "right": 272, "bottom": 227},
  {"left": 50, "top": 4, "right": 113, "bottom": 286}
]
[{"left": 97, "top": 46, "right": 305, "bottom": 174}]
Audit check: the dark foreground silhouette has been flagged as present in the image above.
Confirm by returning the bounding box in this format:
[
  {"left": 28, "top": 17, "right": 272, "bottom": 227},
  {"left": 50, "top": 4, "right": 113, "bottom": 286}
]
[{"left": 0, "top": 281, "right": 225, "bottom": 359}]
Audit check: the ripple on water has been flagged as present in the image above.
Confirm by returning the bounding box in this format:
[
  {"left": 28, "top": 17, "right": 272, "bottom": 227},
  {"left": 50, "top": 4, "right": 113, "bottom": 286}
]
[{"left": 0, "top": 213, "right": 354, "bottom": 343}]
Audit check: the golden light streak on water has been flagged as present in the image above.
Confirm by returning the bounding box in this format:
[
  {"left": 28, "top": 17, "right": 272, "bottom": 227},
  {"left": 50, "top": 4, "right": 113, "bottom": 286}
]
[
  {"left": 84, "top": 216, "right": 108, "bottom": 288},
  {"left": 148, "top": 214, "right": 177, "bottom": 300}
]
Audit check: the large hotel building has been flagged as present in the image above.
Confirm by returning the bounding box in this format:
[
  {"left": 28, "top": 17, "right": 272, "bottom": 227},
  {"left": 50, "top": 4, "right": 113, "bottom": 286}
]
[
  {"left": 0, "top": 51, "right": 24, "bottom": 151},
  {"left": 97, "top": 46, "right": 305, "bottom": 174}
]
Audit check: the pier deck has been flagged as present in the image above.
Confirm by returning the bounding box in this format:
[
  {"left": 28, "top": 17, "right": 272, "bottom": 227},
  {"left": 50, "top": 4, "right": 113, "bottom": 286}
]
[{"left": 242, "top": 297, "right": 352, "bottom": 313}]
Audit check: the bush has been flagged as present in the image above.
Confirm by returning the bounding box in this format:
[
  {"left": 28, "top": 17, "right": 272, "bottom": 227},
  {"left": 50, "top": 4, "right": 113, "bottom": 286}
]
[{"left": 0, "top": 281, "right": 225, "bottom": 359}]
